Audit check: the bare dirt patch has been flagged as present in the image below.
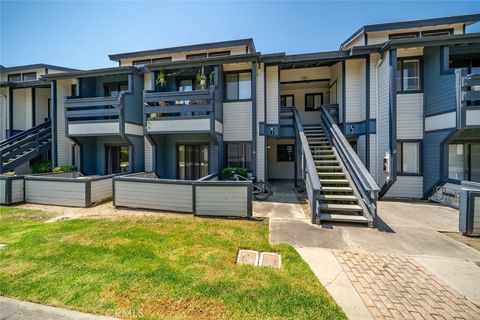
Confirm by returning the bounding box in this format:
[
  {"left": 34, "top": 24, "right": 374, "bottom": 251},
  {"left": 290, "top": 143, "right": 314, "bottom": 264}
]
[{"left": 443, "top": 232, "right": 480, "bottom": 253}]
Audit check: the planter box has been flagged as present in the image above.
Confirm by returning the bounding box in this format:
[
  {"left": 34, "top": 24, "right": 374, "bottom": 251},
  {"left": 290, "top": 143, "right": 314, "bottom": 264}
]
[
  {"left": 0, "top": 175, "right": 24, "bottom": 205},
  {"left": 24, "top": 172, "right": 122, "bottom": 207}
]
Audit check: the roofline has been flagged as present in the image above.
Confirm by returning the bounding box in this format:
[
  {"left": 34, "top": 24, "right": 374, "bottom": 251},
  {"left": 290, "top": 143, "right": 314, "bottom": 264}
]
[
  {"left": 109, "top": 39, "right": 256, "bottom": 61},
  {"left": 41, "top": 66, "right": 137, "bottom": 80},
  {"left": 145, "top": 53, "right": 261, "bottom": 71},
  {"left": 0, "top": 63, "right": 79, "bottom": 73},
  {"left": 379, "top": 32, "right": 480, "bottom": 53},
  {"left": 340, "top": 13, "right": 480, "bottom": 49},
  {"left": 0, "top": 80, "right": 51, "bottom": 88}
]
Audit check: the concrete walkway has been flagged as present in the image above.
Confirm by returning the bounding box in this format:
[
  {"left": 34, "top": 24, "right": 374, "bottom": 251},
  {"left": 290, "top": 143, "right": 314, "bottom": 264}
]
[
  {"left": 0, "top": 296, "right": 117, "bottom": 320},
  {"left": 255, "top": 182, "right": 480, "bottom": 320}
]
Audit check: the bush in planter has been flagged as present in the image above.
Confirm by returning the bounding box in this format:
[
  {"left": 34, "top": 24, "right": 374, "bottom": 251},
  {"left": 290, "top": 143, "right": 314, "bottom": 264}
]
[
  {"left": 221, "top": 167, "right": 248, "bottom": 180},
  {"left": 52, "top": 165, "right": 77, "bottom": 173},
  {"left": 4, "top": 171, "right": 15, "bottom": 176},
  {"left": 31, "top": 161, "right": 52, "bottom": 174}
]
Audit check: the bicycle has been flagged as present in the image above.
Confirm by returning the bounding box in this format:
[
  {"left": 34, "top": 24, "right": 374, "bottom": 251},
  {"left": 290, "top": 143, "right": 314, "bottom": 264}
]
[{"left": 231, "top": 170, "right": 273, "bottom": 201}]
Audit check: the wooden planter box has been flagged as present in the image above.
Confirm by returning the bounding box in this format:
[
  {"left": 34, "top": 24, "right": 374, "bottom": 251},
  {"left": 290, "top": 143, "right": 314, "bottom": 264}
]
[
  {"left": 0, "top": 175, "right": 24, "bottom": 205},
  {"left": 24, "top": 172, "right": 122, "bottom": 207}
]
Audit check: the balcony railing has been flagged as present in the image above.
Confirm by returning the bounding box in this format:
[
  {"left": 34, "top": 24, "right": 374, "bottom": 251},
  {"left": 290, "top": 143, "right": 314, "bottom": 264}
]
[
  {"left": 144, "top": 89, "right": 214, "bottom": 118},
  {"left": 65, "top": 95, "right": 124, "bottom": 122},
  {"left": 144, "top": 89, "right": 218, "bottom": 134},
  {"left": 456, "top": 69, "right": 480, "bottom": 128},
  {"left": 64, "top": 94, "right": 125, "bottom": 136}
]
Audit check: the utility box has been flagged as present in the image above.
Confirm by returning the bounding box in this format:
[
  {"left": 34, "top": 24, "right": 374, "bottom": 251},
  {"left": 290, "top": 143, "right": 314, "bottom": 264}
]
[{"left": 459, "top": 181, "right": 480, "bottom": 236}]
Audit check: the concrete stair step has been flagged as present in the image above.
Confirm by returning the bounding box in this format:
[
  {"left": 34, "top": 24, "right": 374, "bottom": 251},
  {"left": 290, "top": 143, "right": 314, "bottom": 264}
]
[
  {"left": 315, "top": 160, "right": 339, "bottom": 164},
  {"left": 313, "top": 155, "right": 336, "bottom": 159},
  {"left": 319, "top": 213, "right": 368, "bottom": 224},
  {"left": 319, "top": 203, "right": 363, "bottom": 212},
  {"left": 319, "top": 194, "right": 358, "bottom": 201},
  {"left": 321, "top": 186, "right": 353, "bottom": 192},
  {"left": 316, "top": 166, "right": 342, "bottom": 170},
  {"left": 317, "top": 172, "right": 345, "bottom": 177},
  {"left": 319, "top": 179, "right": 350, "bottom": 184}
]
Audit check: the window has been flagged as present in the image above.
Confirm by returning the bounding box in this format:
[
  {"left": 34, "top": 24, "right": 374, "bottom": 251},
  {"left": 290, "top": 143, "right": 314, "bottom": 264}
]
[
  {"left": 389, "top": 32, "right": 419, "bottom": 40},
  {"left": 152, "top": 57, "right": 172, "bottom": 63},
  {"left": 133, "top": 59, "right": 151, "bottom": 67},
  {"left": 186, "top": 53, "right": 207, "bottom": 60},
  {"left": 225, "top": 71, "right": 251, "bottom": 101},
  {"left": 177, "top": 144, "right": 209, "bottom": 180},
  {"left": 280, "top": 95, "right": 294, "bottom": 107},
  {"left": 448, "top": 143, "right": 480, "bottom": 182},
  {"left": 305, "top": 93, "right": 323, "bottom": 111},
  {"left": 8, "top": 74, "right": 21, "bottom": 82},
  {"left": 396, "top": 58, "right": 421, "bottom": 92},
  {"left": 105, "top": 145, "right": 129, "bottom": 174},
  {"left": 104, "top": 82, "right": 129, "bottom": 96},
  {"left": 448, "top": 144, "right": 464, "bottom": 180},
  {"left": 208, "top": 51, "right": 230, "bottom": 57},
  {"left": 421, "top": 29, "right": 453, "bottom": 37},
  {"left": 22, "top": 72, "right": 36, "bottom": 81},
  {"left": 277, "top": 144, "right": 295, "bottom": 162},
  {"left": 226, "top": 143, "right": 251, "bottom": 169},
  {"left": 397, "top": 141, "right": 421, "bottom": 174}
]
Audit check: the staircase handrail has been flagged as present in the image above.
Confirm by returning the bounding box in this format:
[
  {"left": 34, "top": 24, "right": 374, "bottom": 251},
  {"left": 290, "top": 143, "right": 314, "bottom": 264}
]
[
  {"left": 320, "top": 106, "right": 379, "bottom": 223},
  {"left": 0, "top": 120, "right": 51, "bottom": 148},
  {"left": 293, "top": 106, "right": 322, "bottom": 223}
]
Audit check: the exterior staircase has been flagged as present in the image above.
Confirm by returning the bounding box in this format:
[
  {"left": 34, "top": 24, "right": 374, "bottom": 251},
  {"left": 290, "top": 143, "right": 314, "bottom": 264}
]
[
  {"left": 0, "top": 121, "right": 52, "bottom": 173},
  {"left": 304, "top": 125, "right": 369, "bottom": 225}
]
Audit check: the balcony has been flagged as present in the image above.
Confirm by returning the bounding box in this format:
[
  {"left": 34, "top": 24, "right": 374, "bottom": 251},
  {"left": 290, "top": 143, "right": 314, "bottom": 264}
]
[
  {"left": 459, "top": 71, "right": 480, "bottom": 128},
  {"left": 144, "top": 89, "right": 222, "bottom": 134},
  {"left": 65, "top": 95, "right": 125, "bottom": 136}
]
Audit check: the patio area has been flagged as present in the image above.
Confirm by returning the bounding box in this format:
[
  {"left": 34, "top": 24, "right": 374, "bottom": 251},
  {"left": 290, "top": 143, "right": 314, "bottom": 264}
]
[{"left": 258, "top": 181, "right": 480, "bottom": 319}]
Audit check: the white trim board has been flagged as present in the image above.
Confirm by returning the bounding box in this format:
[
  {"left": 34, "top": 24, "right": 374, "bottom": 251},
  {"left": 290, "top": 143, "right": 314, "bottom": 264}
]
[{"left": 425, "top": 112, "right": 456, "bottom": 132}]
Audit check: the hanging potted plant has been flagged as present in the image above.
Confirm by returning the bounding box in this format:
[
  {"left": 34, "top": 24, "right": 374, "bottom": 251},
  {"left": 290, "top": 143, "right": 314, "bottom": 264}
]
[
  {"left": 196, "top": 66, "right": 208, "bottom": 90},
  {"left": 156, "top": 70, "right": 167, "bottom": 87}
]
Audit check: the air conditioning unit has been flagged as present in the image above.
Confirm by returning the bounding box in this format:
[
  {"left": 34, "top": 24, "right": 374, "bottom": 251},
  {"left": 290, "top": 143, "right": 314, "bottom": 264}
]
[{"left": 459, "top": 181, "right": 480, "bottom": 236}]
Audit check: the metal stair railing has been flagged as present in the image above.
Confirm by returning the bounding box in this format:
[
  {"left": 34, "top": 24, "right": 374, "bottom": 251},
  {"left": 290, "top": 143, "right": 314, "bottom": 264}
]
[
  {"left": 293, "top": 107, "right": 322, "bottom": 223},
  {"left": 0, "top": 120, "right": 52, "bottom": 173},
  {"left": 320, "top": 106, "right": 380, "bottom": 226}
]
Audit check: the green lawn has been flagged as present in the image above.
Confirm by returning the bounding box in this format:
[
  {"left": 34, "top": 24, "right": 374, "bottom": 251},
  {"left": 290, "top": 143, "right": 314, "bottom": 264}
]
[{"left": 0, "top": 207, "right": 345, "bottom": 320}]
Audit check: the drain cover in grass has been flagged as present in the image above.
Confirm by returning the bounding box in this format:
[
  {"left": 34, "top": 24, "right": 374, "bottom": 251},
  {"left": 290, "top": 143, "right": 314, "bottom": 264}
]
[
  {"left": 259, "top": 252, "right": 281, "bottom": 268},
  {"left": 237, "top": 249, "right": 259, "bottom": 266}
]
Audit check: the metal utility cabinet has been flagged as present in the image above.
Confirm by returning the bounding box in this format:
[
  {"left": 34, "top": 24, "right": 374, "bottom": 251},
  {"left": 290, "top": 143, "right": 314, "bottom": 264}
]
[{"left": 459, "top": 181, "right": 480, "bottom": 236}]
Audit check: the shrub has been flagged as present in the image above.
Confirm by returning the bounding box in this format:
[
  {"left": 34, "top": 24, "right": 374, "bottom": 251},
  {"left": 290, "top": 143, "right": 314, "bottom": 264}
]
[
  {"left": 52, "top": 165, "right": 77, "bottom": 173},
  {"left": 4, "top": 171, "right": 16, "bottom": 176},
  {"left": 221, "top": 167, "right": 248, "bottom": 180},
  {"left": 31, "top": 161, "right": 52, "bottom": 174}
]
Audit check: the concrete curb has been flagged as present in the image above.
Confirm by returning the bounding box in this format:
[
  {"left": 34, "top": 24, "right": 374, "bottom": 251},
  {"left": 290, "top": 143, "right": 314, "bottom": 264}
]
[{"left": 0, "top": 296, "right": 119, "bottom": 320}]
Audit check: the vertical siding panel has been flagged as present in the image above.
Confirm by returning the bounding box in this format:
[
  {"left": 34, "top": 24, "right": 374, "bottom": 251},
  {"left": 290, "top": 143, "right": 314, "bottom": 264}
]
[
  {"left": 144, "top": 138, "right": 153, "bottom": 172},
  {"left": 256, "top": 64, "right": 265, "bottom": 181},
  {"left": 377, "top": 53, "right": 390, "bottom": 186},
  {"left": 345, "top": 59, "right": 366, "bottom": 123},
  {"left": 0, "top": 87, "right": 7, "bottom": 140},
  {"left": 329, "top": 62, "right": 343, "bottom": 122},
  {"left": 266, "top": 65, "right": 279, "bottom": 124},
  {"left": 370, "top": 53, "right": 379, "bottom": 120},
  {"left": 369, "top": 134, "right": 377, "bottom": 181},
  {"left": 357, "top": 135, "right": 366, "bottom": 166},
  {"left": 385, "top": 176, "right": 423, "bottom": 198},
  {"left": 57, "top": 79, "right": 73, "bottom": 166}
]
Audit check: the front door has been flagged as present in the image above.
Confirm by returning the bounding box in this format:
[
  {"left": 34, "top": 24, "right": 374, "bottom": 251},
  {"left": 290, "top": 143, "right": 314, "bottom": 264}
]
[
  {"left": 177, "top": 144, "right": 208, "bottom": 180},
  {"left": 105, "top": 145, "right": 129, "bottom": 174}
]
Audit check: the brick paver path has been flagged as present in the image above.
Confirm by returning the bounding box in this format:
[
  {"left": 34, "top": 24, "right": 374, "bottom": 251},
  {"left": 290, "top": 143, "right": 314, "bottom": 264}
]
[{"left": 334, "top": 250, "right": 480, "bottom": 320}]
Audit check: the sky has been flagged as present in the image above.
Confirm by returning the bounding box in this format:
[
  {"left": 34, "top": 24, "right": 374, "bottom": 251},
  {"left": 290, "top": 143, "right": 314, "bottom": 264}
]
[{"left": 1, "top": 1, "right": 479, "bottom": 70}]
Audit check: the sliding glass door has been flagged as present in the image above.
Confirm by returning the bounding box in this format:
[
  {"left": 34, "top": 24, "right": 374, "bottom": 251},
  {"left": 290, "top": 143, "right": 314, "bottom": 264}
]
[
  {"left": 448, "top": 143, "right": 480, "bottom": 183},
  {"left": 177, "top": 144, "right": 209, "bottom": 180},
  {"left": 105, "top": 145, "right": 129, "bottom": 174}
]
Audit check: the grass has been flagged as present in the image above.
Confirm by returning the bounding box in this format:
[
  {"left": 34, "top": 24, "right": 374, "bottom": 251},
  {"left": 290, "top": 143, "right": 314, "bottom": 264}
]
[{"left": 0, "top": 207, "right": 345, "bottom": 320}]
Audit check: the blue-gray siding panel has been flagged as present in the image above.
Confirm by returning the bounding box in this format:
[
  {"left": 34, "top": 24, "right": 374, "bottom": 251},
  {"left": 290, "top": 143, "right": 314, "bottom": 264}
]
[
  {"left": 423, "top": 130, "right": 453, "bottom": 194},
  {"left": 127, "top": 135, "right": 145, "bottom": 172},
  {"left": 124, "top": 73, "right": 144, "bottom": 124},
  {"left": 424, "top": 46, "right": 456, "bottom": 116}
]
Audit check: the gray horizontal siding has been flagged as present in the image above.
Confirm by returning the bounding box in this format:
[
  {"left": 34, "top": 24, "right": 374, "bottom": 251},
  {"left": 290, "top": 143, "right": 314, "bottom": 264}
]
[
  {"left": 91, "top": 178, "right": 113, "bottom": 203},
  {"left": 195, "top": 185, "right": 249, "bottom": 217},
  {"left": 25, "top": 180, "right": 86, "bottom": 207},
  {"left": 114, "top": 180, "right": 193, "bottom": 212},
  {"left": 11, "top": 179, "right": 24, "bottom": 203},
  {"left": 0, "top": 180, "right": 6, "bottom": 204}
]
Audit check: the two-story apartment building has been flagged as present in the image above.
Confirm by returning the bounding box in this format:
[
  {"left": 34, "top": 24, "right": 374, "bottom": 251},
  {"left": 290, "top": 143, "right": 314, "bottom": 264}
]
[{"left": 1, "top": 14, "right": 479, "bottom": 225}]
